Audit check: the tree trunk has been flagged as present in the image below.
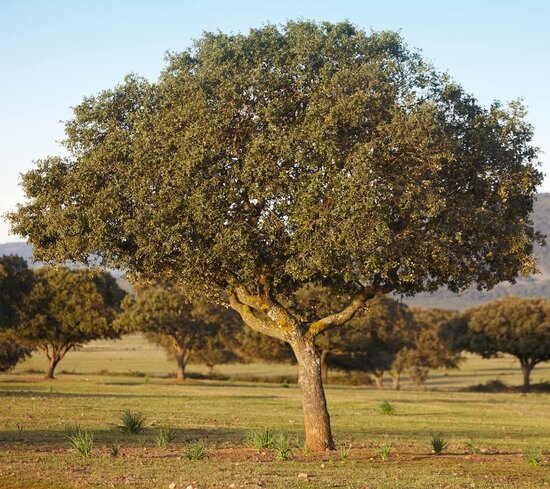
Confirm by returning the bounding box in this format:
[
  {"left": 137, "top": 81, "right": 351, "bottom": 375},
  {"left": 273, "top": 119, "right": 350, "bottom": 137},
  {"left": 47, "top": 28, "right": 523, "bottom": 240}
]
[
  {"left": 391, "top": 371, "right": 401, "bottom": 390},
  {"left": 320, "top": 349, "right": 329, "bottom": 384},
  {"left": 45, "top": 357, "right": 60, "bottom": 379},
  {"left": 374, "top": 370, "right": 384, "bottom": 389},
  {"left": 521, "top": 362, "right": 534, "bottom": 393},
  {"left": 176, "top": 348, "right": 189, "bottom": 381},
  {"left": 291, "top": 339, "right": 334, "bottom": 451}
]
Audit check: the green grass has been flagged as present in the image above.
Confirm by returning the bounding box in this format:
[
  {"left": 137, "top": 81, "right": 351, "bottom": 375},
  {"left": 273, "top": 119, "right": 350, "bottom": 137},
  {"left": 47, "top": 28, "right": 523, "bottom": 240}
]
[{"left": 1, "top": 335, "right": 549, "bottom": 488}]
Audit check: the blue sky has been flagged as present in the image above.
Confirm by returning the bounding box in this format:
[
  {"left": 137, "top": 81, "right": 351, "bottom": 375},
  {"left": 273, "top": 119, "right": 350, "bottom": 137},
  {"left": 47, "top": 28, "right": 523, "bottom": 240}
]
[{"left": 1, "top": 0, "right": 548, "bottom": 243}]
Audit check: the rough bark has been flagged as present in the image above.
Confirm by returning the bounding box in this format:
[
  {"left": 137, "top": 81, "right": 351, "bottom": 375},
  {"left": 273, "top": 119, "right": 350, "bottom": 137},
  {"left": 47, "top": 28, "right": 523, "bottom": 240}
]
[{"left": 291, "top": 338, "right": 335, "bottom": 451}]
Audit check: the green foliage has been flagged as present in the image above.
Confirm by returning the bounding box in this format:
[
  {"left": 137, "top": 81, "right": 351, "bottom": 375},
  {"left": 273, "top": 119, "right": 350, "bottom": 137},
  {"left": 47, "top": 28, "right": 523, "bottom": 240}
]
[
  {"left": 273, "top": 433, "right": 292, "bottom": 461},
  {"left": 118, "top": 410, "right": 146, "bottom": 434},
  {"left": 0, "top": 330, "right": 33, "bottom": 372},
  {"left": 66, "top": 427, "right": 94, "bottom": 457},
  {"left": 155, "top": 426, "right": 177, "bottom": 448},
  {"left": 524, "top": 447, "right": 543, "bottom": 466},
  {"left": 16, "top": 267, "right": 125, "bottom": 378},
  {"left": 379, "top": 442, "right": 392, "bottom": 461},
  {"left": 0, "top": 255, "right": 34, "bottom": 330},
  {"left": 183, "top": 440, "right": 207, "bottom": 460},
  {"left": 430, "top": 433, "right": 449, "bottom": 454},
  {"left": 448, "top": 297, "right": 550, "bottom": 391},
  {"left": 10, "top": 20, "right": 542, "bottom": 312},
  {"left": 117, "top": 285, "right": 242, "bottom": 379},
  {"left": 246, "top": 428, "right": 274, "bottom": 452},
  {"left": 317, "top": 295, "right": 417, "bottom": 378},
  {"left": 378, "top": 400, "right": 395, "bottom": 415},
  {"left": 393, "top": 308, "right": 461, "bottom": 385}
]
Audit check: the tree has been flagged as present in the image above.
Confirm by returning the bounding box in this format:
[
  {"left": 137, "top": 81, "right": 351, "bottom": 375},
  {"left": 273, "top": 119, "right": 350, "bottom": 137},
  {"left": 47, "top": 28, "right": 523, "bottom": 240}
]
[
  {"left": 9, "top": 21, "right": 542, "bottom": 450},
  {"left": 0, "top": 255, "right": 34, "bottom": 329},
  {"left": 117, "top": 285, "right": 242, "bottom": 380},
  {"left": 316, "top": 296, "right": 416, "bottom": 387},
  {"left": 448, "top": 297, "right": 550, "bottom": 392},
  {"left": 390, "top": 308, "right": 461, "bottom": 389},
  {"left": 18, "top": 267, "right": 125, "bottom": 379},
  {"left": 0, "top": 330, "right": 33, "bottom": 371}
]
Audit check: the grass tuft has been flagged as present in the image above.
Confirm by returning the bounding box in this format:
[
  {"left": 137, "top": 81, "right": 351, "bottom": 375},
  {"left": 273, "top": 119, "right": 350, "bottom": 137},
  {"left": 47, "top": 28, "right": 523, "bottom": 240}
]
[
  {"left": 379, "top": 442, "right": 392, "bottom": 461},
  {"left": 378, "top": 400, "right": 395, "bottom": 415},
  {"left": 430, "top": 433, "right": 449, "bottom": 454},
  {"left": 66, "top": 427, "right": 94, "bottom": 457},
  {"left": 273, "top": 433, "right": 292, "bottom": 461},
  {"left": 118, "top": 410, "right": 146, "bottom": 434},
  {"left": 524, "top": 447, "right": 543, "bottom": 466},
  {"left": 246, "top": 428, "right": 274, "bottom": 452},
  {"left": 183, "top": 440, "right": 206, "bottom": 460},
  {"left": 155, "top": 426, "right": 177, "bottom": 448}
]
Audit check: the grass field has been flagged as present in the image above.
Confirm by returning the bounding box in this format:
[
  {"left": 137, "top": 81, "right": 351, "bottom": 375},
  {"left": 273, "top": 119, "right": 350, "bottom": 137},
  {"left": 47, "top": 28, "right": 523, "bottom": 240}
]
[{"left": 1, "top": 335, "right": 549, "bottom": 488}]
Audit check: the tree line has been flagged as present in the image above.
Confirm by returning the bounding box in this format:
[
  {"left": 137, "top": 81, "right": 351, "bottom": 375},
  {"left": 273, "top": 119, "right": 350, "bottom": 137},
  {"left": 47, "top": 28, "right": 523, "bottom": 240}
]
[{"left": 1, "top": 255, "right": 548, "bottom": 392}]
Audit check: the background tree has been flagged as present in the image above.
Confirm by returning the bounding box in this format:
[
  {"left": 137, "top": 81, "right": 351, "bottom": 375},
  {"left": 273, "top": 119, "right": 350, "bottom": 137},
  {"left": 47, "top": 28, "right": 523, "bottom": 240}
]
[
  {"left": 18, "top": 267, "right": 125, "bottom": 379},
  {"left": 390, "top": 308, "right": 461, "bottom": 389},
  {"left": 316, "top": 296, "right": 416, "bottom": 386},
  {"left": 0, "top": 330, "right": 33, "bottom": 372},
  {"left": 117, "top": 285, "right": 242, "bottom": 380},
  {"left": 9, "top": 21, "right": 542, "bottom": 450},
  {"left": 446, "top": 297, "right": 550, "bottom": 392},
  {"left": 0, "top": 255, "right": 34, "bottom": 329}
]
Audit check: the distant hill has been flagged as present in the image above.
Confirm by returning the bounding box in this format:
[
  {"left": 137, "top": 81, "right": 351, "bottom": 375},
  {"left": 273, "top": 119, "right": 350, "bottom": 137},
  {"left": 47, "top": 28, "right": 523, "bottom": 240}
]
[{"left": 2, "top": 193, "right": 550, "bottom": 310}]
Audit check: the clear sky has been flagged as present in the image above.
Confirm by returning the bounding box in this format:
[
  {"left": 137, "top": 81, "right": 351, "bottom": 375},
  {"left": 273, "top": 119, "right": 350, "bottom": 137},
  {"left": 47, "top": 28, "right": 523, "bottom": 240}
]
[{"left": 1, "top": 0, "right": 548, "bottom": 243}]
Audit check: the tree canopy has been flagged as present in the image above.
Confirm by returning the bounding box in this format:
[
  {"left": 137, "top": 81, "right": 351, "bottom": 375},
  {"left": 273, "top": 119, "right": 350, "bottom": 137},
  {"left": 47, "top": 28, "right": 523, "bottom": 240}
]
[
  {"left": 9, "top": 20, "right": 542, "bottom": 450},
  {"left": 0, "top": 255, "right": 34, "bottom": 329},
  {"left": 448, "top": 297, "right": 550, "bottom": 392},
  {"left": 18, "top": 267, "right": 126, "bottom": 378}
]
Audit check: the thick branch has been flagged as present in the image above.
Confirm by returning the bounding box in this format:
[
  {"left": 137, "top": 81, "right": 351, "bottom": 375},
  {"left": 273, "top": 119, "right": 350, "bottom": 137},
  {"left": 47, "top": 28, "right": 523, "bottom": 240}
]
[
  {"left": 228, "top": 291, "right": 286, "bottom": 341},
  {"left": 236, "top": 283, "right": 299, "bottom": 335},
  {"left": 305, "top": 277, "right": 396, "bottom": 340}
]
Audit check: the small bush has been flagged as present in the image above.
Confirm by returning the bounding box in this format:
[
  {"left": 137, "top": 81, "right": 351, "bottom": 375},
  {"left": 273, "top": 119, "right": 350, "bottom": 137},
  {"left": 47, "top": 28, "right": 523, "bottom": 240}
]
[
  {"left": 379, "top": 442, "right": 392, "bottom": 461},
  {"left": 430, "top": 433, "right": 448, "bottom": 454},
  {"left": 378, "top": 400, "right": 395, "bottom": 415},
  {"left": 273, "top": 433, "right": 292, "bottom": 461},
  {"left": 156, "top": 426, "right": 177, "bottom": 448},
  {"left": 119, "top": 410, "right": 146, "bottom": 434},
  {"left": 183, "top": 440, "right": 206, "bottom": 460},
  {"left": 246, "top": 428, "right": 274, "bottom": 452},
  {"left": 67, "top": 428, "right": 94, "bottom": 457},
  {"left": 524, "top": 447, "right": 543, "bottom": 466}
]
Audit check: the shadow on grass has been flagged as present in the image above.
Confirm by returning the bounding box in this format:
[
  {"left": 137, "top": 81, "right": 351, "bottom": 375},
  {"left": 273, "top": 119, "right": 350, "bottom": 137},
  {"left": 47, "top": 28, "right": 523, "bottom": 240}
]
[{"left": 0, "top": 426, "right": 250, "bottom": 447}]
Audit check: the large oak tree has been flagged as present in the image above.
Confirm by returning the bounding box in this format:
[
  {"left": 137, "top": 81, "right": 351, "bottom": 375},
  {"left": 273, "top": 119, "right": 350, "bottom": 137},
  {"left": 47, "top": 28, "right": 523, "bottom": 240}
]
[{"left": 9, "top": 21, "right": 542, "bottom": 449}]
